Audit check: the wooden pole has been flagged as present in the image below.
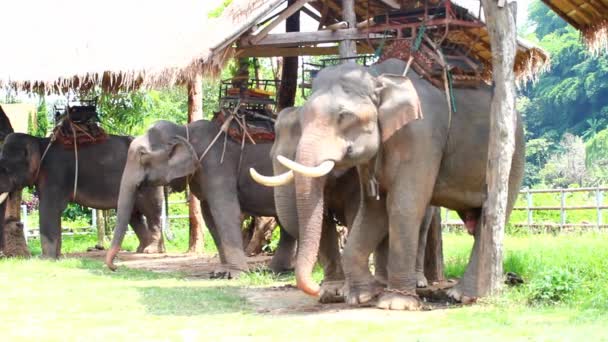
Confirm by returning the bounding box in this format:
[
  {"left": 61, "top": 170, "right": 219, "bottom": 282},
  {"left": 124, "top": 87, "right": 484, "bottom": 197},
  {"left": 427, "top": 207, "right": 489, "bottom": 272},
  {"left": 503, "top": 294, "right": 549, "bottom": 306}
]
[
  {"left": 473, "top": 0, "right": 518, "bottom": 297},
  {"left": 277, "top": 0, "right": 301, "bottom": 111},
  {"left": 339, "top": 0, "right": 357, "bottom": 58},
  {"left": 187, "top": 74, "right": 205, "bottom": 254},
  {"left": 96, "top": 209, "right": 105, "bottom": 249}
]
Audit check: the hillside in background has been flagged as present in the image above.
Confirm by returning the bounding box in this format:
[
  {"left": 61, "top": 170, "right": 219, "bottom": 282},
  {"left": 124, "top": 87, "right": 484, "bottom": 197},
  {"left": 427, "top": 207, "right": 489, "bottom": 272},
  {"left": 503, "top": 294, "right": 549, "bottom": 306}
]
[{"left": 519, "top": 0, "right": 608, "bottom": 187}]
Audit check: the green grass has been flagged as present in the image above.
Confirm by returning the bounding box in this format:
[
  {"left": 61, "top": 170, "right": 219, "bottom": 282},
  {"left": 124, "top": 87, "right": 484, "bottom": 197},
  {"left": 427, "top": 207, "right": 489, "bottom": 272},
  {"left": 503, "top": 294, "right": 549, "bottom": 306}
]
[{"left": 2, "top": 233, "right": 608, "bottom": 340}]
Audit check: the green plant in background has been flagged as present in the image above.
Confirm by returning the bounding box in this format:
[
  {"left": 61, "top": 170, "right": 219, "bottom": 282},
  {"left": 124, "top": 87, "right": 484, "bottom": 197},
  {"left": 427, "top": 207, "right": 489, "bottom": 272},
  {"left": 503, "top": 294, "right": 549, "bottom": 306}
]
[{"left": 528, "top": 268, "right": 581, "bottom": 304}]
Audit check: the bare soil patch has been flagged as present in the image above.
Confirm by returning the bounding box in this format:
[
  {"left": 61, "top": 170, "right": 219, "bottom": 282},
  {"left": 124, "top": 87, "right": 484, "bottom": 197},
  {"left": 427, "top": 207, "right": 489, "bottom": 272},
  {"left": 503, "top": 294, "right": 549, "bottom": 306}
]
[{"left": 71, "top": 250, "right": 459, "bottom": 317}]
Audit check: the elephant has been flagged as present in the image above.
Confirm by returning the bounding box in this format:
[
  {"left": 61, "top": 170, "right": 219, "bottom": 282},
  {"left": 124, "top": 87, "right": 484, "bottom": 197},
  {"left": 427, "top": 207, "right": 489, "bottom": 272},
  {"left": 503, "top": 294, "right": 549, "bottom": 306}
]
[
  {"left": 251, "top": 106, "right": 443, "bottom": 302},
  {"left": 253, "top": 58, "right": 525, "bottom": 310},
  {"left": 105, "top": 119, "right": 295, "bottom": 276},
  {"left": 0, "top": 132, "right": 166, "bottom": 258}
]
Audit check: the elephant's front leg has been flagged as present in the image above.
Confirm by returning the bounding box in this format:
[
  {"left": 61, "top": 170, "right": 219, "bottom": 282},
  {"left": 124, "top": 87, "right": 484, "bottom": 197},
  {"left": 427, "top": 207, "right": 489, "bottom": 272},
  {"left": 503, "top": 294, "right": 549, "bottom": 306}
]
[
  {"left": 376, "top": 191, "right": 428, "bottom": 311},
  {"left": 415, "top": 206, "right": 436, "bottom": 288},
  {"left": 205, "top": 194, "right": 249, "bottom": 277},
  {"left": 268, "top": 226, "right": 296, "bottom": 274},
  {"left": 343, "top": 197, "right": 388, "bottom": 305},
  {"left": 38, "top": 195, "right": 67, "bottom": 258}
]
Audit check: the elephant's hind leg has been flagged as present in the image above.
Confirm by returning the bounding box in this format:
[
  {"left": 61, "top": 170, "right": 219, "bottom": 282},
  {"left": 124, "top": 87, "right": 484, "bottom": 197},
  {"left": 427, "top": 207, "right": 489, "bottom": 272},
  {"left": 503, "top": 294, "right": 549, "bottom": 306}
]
[
  {"left": 129, "top": 212, "right": 164, "bottom": 254},
  {"left": 268, "top": 226, "right": 296, "bottom": 274}
]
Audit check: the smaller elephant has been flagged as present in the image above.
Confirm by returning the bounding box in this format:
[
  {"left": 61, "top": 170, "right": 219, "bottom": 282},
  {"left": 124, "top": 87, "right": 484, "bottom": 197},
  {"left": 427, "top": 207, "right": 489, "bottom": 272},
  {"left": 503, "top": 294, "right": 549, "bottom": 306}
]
[
  {"left": 0, "top": 133, "right": 165, "bottom": 258},
  {"left": 106, "top": 119, "right": 295, "bottom": 277}
]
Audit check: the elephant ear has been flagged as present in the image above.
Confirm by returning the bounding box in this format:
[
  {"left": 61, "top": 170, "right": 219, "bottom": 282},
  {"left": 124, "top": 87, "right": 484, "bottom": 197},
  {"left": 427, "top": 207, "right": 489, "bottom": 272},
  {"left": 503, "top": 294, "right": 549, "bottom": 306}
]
[
  {"left": 165, "top": 136, "right": 199, "bottom": 180},
  {"left": 139, "top": 135, "right": 199, "bottom": 182},
  {"left": 375, "top": 74, "right": 423, "bottom": 143}
]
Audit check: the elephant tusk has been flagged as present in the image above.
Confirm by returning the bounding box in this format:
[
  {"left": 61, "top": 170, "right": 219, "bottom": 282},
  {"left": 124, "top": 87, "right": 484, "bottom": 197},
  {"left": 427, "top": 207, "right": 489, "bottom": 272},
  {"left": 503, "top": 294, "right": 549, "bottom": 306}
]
[
  {"left": 0, "top": 192, "right": 8, "bottom": 204},
  {"left": 249, "top": 168, "right": 294, "bottom": 187},
  {"left": 276, "top": 155, "right": 335, "bottom": 178}
]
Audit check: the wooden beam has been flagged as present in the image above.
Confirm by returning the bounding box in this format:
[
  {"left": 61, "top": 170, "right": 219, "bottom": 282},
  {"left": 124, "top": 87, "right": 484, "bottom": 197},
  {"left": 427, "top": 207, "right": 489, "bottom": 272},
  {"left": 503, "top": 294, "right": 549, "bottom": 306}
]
[
  {"left": 563, "top": 0, "right": 594, "bottom": 24},
  {"left": 187, "top": 74, "right": 204, "bottom": 254},
  {"left": 377, "top": 0, "right": 400, "bottom": 9},
  {"left": 249, "top": 0, "right": 312, "bottom": 45},
  {"left": 324, "top": 21, "right": 348, "bottom": 30},
  {"left": 241, "top": 28, "right": 388, "bottom": 47},
  {"left": 237, "top": 44, "right": 374, "bottom": 57},
  {"left": 301, "top": 4, "right": 322, "bottom": 22},
  {"left": 340, "top": 0, "right": 357, "bottom": 58},
  {"left": 540, "top": 0, "right": 582, "bottom": 29}
]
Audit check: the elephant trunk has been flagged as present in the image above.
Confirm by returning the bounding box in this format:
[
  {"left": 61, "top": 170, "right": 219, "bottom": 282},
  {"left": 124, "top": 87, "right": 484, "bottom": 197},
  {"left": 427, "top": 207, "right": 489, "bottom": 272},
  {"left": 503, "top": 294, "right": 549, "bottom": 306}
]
[
  {"left": 105, "top": 162, "right": 140, "bottom": 271},
  {"left": 293, "top": 134, "right": 328, "bottom": 297}
]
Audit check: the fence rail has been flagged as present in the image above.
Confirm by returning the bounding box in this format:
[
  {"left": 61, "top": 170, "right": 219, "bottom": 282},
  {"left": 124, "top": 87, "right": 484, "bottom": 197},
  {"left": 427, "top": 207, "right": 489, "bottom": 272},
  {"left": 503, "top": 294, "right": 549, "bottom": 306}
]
[{"left": 18, "top": 187, "right": 608, "bottom": 240}]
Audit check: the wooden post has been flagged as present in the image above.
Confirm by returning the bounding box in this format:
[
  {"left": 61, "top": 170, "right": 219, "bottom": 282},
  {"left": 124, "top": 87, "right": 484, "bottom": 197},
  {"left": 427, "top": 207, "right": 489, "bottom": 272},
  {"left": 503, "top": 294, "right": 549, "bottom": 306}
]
[
  {"left": 96, "top": 209, "right": 105, "bottom": 249},
  {"left": 339, "top": 0, "right": 357, "bottom": 58},
  {"left": 526, "top": 190, "right": 532, "bottom": 227},
  {"left": 597, "top": 188, "right": 603, "bottom": 229},
  {"left": 187, "top": 74, "right": 205, "bottom": 253},
  {"left": 277, "top": 0, "right": 300, "bottom": 110},
  {"left": 560, "top": 190, "right": 566, "bottom": 230},
  {"left": 472, "top": 0, "right": 518, "bottom": 297},
  {"left": 423, "top": 207, "right": 445, "bottom": 283}
]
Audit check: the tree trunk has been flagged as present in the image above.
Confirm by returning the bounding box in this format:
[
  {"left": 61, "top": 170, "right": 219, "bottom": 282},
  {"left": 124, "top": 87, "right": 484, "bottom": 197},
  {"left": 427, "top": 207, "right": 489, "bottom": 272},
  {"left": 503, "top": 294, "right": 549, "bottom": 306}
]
[
  {"left": 423, "top": 208, "right": 444, "bottom": 283},
  {"left": 277, "top": 0, "right": 300, "bottom": 111},
  {"left": 244, "top": 217, "right": 277, "bottom": 256},
  {"left": 475, "top": 0, "right": 518, "bottom": 297},
  {"left": 96, "top": 209, "right": 105, "bottom": 249},
  {"left": 187, "top": 75, "right": 205, "bottom": 253},
  {"left": 3, "top": 191, "right": 30, "bottom": 257},
  {"left": 338, "top": 0, "right": 357, "bottom": 58}
]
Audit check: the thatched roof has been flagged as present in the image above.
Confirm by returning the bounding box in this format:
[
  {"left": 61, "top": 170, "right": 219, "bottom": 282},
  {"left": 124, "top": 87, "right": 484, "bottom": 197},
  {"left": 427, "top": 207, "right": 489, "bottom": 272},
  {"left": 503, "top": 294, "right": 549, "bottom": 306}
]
[
  {"left": 542, "top": 0, "right": 608, "bottom": 53},
  {"left": 0, "top": 0, "right": 257, "bottom": 94}
]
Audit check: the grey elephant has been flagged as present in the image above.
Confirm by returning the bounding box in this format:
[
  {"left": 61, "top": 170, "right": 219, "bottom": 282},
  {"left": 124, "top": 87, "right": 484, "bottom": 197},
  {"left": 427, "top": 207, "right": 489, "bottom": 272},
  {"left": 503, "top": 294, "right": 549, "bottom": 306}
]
[
  {"left": 254, "top": 58, "right": 524, "bottom": 310},
  {"left": 0, "top": 132, "right": 166, "bottom": 258},
  {"left": 105, "top": 119, "right": 295, "bottom": 276},
  {"left": 251, "top": 106, "right": 443, "bottom": 302}
]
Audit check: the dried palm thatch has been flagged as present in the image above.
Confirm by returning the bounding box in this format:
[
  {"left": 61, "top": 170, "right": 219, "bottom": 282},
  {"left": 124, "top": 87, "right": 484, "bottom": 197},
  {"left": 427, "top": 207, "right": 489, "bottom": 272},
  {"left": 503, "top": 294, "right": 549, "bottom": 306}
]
[
  {"left": 0, "top": 0, "right": 272, "bottom": 94},
  {"left": 541, "top": 0, "right": 608, "bottom": 54}
]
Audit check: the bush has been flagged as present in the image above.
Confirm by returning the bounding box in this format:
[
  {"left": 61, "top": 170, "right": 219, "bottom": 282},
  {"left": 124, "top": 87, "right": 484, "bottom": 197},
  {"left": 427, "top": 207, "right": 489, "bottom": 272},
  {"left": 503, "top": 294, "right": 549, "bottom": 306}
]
[{"left": 528, "top": 268, "right": 581, "bottom": 304}]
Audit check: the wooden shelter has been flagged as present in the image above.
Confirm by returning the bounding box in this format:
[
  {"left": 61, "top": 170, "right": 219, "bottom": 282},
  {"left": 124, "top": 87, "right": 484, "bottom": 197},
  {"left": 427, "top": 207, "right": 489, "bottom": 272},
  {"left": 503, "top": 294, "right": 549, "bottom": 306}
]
[{"left": 541, "top": 0, "right": 608, "bottom": 53}]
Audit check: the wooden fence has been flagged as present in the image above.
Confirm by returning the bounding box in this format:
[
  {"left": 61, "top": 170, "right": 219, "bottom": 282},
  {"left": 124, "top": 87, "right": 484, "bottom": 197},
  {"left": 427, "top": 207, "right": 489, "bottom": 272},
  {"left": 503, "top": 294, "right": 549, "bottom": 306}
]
[{"left": 443, "top": 187, "right": 608, "bottom": 231}]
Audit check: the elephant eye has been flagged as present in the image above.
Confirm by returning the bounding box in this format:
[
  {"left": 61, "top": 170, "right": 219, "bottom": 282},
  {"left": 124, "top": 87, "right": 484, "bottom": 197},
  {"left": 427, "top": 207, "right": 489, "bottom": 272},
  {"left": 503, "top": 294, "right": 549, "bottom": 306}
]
[{"left": 337, "top": 110, "right": 354, "bottom": 125}]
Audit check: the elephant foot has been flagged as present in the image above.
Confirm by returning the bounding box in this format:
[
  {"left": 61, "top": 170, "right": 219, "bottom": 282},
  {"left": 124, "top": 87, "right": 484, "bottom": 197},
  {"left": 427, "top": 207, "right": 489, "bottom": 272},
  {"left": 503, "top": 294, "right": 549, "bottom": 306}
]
[
  {"left": 416, "top": 272, "right": 428, "bottom": 288},
  {"left": 319, "top": 280, "right": 345, "bottom": 304},
  {"left": 446, "top": 283, "right": 477, "bottom": 304},
  {"left": 345, "top": 280, "right": 385, "bottom": 306},
  {"left": 136, "top": 240, "right": 166, "bottom": 254},
  {"left": 268, "top": 256, "right": 294, "bottom": 274},
  {"left": 377, "top": 290, "right": 422, "bottom": 311},
  {"left": 209, "top": 263, "right": 248, "bottom": 280}
]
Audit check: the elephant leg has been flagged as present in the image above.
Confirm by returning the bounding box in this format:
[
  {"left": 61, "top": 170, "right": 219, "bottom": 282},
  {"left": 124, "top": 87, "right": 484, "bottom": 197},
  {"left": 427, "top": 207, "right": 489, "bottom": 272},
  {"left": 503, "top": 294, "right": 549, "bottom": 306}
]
[
  {"left": 373, "top": 236, "right": 388, "bottom": 285},
  {"left": 343, "top": 197, "right": 388, "bottom": 306},
  {"left": 415, "top": 206, "right": 435, "bottom": 288},
  {"left": 200, "top": 200, "right": 222, "bottom": 261},
  {"left": 376, "top": 189, "right": 429, "bottom": 311},
  {"left": 318, "top": 215, "right": 346, "bottom": 303},
  {"left": 205, "top": 195, "right": 249, "bottom": 275},
  {"left": 38, "top": 195, "right": 67, "bottom": 258},
  {"left": 446, "top": 218, "right": 481, "bottom": 304},
  {"left": 268, "top": 226, "right": 296, "bottom": 274},
  {"left": 136, "top": 187, "right": 165, "bottom": 254},
  {"left": 129, "top": 212, "right": 152, "bottom": 253}
]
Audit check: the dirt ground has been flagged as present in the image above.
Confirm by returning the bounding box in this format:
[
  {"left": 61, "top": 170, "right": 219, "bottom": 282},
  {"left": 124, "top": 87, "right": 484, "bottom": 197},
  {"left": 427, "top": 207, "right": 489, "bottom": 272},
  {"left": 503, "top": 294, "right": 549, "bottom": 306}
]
[{"left": 72, "top": 250, "right": 459, "bottom": 317}]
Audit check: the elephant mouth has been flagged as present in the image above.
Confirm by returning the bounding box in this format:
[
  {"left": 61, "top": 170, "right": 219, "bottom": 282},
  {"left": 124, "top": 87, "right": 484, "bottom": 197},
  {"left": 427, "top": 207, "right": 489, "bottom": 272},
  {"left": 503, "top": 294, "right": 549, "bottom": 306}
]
[{"left": 249, "top": 156, "right": 335, "bottom": 187}]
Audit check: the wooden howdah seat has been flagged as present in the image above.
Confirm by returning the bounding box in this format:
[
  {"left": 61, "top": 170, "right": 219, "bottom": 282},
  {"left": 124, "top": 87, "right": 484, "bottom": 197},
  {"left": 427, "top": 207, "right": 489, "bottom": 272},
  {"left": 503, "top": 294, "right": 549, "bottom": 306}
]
[
  {"left": 53, "top": 101, "right": 108, "bottom": 148},
  {"left": 213, "top": 109, "right": 275, "bottom": 144}
]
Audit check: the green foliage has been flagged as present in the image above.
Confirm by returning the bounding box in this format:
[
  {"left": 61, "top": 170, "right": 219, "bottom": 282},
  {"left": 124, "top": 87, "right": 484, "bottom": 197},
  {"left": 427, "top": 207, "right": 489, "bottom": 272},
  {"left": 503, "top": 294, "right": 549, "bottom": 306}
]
[
  {"left": 522, "top": 1, "right": 608, "bottom": 188},
  {"left": 528, "top": 268, "right": 581, "bottom": 304},
  {"left": 208, "top": 0, "right": 232, "bottom": 18},
  {"left": 35, "top": 98, "right": 49, "bottom": 137}
]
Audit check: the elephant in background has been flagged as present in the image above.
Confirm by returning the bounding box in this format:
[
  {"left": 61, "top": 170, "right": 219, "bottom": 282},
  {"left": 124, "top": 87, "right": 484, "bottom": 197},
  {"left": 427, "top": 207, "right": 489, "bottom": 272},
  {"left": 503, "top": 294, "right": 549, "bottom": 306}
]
[
  {"left": 256, "top": 58, "right": 524, "bottom": 310},
  {"left": 251, "top": 106, "right": 443, "bottom": 302},
  {"left": 105, "top": 119, "right": 295, "bottom": 276},
  {"left": 0, "top": 132, "right": 166, "bottom": 258}
]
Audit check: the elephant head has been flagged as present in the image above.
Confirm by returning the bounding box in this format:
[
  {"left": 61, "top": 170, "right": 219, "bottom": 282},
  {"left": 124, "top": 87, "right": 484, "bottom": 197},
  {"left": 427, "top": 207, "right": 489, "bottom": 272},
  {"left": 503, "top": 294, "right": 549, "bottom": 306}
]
[
  {"left": 105, "top": 124, "right": 198, "bottom": 270},
  {"left": 0, "top": 133, "right": 42, "bottom": 204},
  {"left": 252, "top": 60, "right": 422, "bottom": 296}
]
